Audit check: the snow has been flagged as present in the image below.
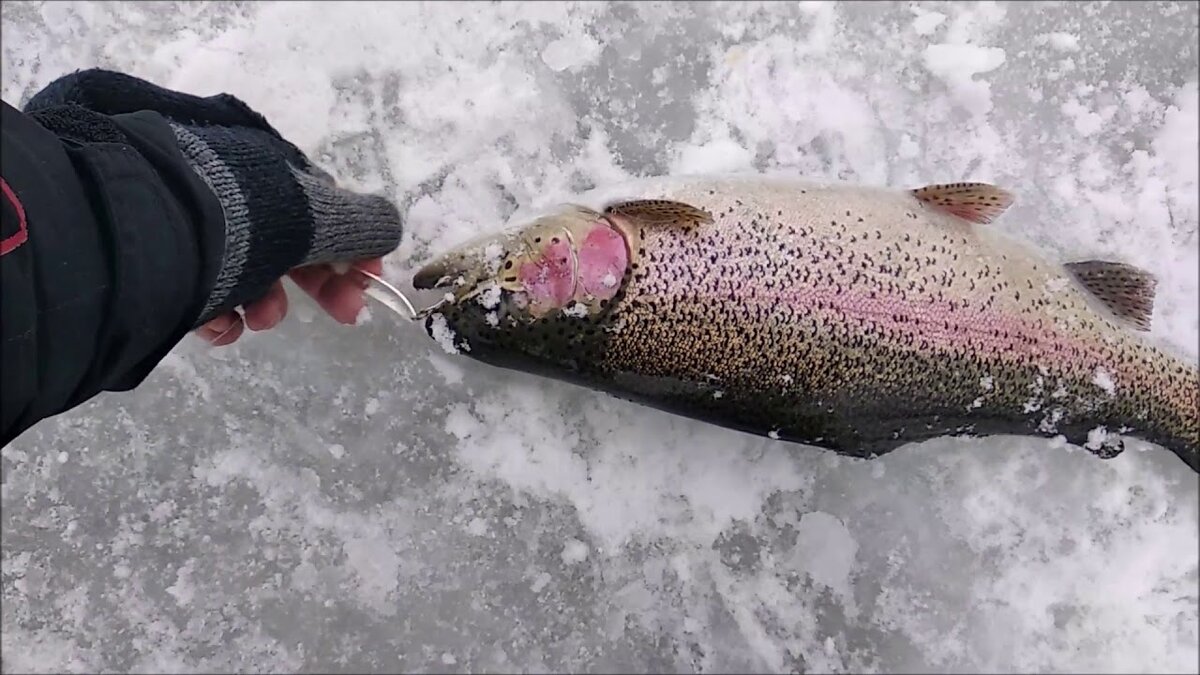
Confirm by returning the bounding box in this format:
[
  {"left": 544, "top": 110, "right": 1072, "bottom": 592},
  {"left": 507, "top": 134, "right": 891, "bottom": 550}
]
[
  {"left": 476, "top": 281, "right": 502, "bottom": 310},
  {"left": 1038, "top": 31, "right": 1083, "bottom": 53},
  {"left": 671, "top": 137, "right": 756, "bottom": 175},
  {"left": 561, "top": 538, "right": 589, "bottom": 565},
  {"left": 1086, "top": 426, "right": 1112, "bottom": 451},
  {"left": 562, "top": 302, "right": 589, "bottom": 318},
  {"left": 1093, "top": 367, "right": 1118, "bottom": 396},
  {"left": 483, "top": 242, "right": 506, "bottom": 274},
  {"left": 541, "top": 34, "right": 603, "bottom": 73},
  {"left": 922, "top": 43, "right": 1008, "bottom": 116},
  {"left": 790, "top": 511, "right": 859, "bottom": 612},
  {"left": 465, "top": 517, "right": 488, "bottom": 537},
  {"left": 911, "top": 9, "right": 947, "bottom": 36},
  {"left": 2, "top": 2, "right": 1198, "bottom": 673},
  {"left": 428, "top": 314, "right": 463, "bottom": 354},
  {"left": 530, "top": 571, "right": 552, "bottom": 593},
  {"left": 353, "top": 304, "right": 372, "bottom": 325}
]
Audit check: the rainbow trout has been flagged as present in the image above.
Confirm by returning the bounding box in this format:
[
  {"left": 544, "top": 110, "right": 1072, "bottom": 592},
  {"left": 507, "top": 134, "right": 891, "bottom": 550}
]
[{"left": 412, "top": 175, "right": 1199, "bottom": 472}]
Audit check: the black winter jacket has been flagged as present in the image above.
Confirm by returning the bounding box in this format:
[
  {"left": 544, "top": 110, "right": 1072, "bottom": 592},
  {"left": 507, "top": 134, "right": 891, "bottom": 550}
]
[{"left": 1, "top": 100, "right": 226, "bottom": 445}]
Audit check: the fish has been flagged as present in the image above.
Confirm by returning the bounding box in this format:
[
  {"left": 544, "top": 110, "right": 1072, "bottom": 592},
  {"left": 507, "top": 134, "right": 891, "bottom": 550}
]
[{"left": 411, "top": 175, "right": 1200, "bottom": 473}]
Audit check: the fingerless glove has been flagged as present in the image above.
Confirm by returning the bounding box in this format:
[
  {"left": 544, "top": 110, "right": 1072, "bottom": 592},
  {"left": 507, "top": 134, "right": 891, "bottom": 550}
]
[{"left": 24, "top": 69, "right": 403, "bottom": 326}]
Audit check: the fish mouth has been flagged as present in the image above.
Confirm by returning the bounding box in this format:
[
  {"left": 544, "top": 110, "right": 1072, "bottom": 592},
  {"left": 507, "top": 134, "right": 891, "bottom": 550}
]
[
  {"left": 411, "top": 260, "right": 466, "bottom": 292},
  {"left": 411, "top": 227, "right": 521, "bottom": 293},
  {"left": 411, "top": 204, "right": 631, "bottom": 321}
]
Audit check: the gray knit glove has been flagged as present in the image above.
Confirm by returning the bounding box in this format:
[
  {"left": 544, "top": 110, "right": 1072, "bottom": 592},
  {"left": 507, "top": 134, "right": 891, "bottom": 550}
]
[{"left": 24, "top": 69, "right": 403, "bottom": 326}]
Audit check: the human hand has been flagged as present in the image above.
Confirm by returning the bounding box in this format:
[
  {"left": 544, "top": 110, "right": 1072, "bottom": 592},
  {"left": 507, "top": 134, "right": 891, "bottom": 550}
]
[
  {"left": 24, "top": 69, "right": 404, "bottom": 335},
  {"left": 195, "top": 258, "right": 386, "bottom": 347}
]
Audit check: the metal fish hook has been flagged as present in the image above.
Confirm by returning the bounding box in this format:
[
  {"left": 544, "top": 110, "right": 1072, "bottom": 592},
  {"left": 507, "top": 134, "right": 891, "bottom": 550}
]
[{"left": 355, "top": 268, "right": 423, "bottom": 322}]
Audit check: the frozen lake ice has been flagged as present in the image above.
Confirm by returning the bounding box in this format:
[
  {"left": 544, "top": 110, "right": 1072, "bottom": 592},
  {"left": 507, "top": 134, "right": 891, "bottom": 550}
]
[{"left": 2, "top": 1, "right": 1198, "bottom": 672}]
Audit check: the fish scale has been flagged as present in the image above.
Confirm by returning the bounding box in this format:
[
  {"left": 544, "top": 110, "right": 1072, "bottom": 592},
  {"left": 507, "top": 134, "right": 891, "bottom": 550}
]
[{"left": 417, "top": 176, "right": 1199, "bottom": 472}]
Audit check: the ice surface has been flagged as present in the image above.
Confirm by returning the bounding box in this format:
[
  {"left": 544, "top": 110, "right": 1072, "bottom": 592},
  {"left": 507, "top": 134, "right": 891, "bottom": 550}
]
[{"left": 2, "top": 1, "right": 1198, "bottom": 673}]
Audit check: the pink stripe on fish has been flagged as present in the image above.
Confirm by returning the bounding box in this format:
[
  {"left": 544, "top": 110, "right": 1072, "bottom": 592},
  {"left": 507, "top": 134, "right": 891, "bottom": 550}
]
[{"left": 707, "top": 284, "right": 1118, "bottom": 370}]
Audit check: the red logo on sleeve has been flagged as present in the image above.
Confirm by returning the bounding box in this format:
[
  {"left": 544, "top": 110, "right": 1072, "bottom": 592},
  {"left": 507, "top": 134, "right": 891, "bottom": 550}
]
[{"left": 1, "top": 177, "right": 29, "bottom": 256}]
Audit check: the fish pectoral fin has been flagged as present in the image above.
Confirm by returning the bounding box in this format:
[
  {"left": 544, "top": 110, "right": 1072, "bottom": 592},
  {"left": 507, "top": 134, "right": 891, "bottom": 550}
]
[
  {"left": 602, "top": 199, "right": 715, "bottom": 227},
  {"left": 1065, "top": 260, "right": 1157, "bottom": 332},
  {"left": 911, "top": 182, "right": 1015, "bottom": 225}
]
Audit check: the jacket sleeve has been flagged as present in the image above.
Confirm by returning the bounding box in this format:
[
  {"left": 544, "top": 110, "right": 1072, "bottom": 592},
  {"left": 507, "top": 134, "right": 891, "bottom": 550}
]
[{"left": 1, "top": 100, "right": 227, "bottom": 445}]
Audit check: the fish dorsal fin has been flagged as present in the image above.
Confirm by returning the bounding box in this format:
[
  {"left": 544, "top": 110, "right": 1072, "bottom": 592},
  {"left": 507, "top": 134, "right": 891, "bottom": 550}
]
[
  {"left": 911, "top": 182, "right": 1015, "bottom": 224},
  {"left": 1064, "top": 260, "right": 1157, "bottom": 331},
  {"left": 603, "top": 199, "right": 714, "bottom": 227}
]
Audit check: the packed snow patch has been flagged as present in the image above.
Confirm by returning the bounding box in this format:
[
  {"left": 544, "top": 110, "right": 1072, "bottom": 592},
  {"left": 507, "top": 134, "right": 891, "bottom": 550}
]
[{"left": 922, "top": 43, "right": 1007, "bottom": 116}]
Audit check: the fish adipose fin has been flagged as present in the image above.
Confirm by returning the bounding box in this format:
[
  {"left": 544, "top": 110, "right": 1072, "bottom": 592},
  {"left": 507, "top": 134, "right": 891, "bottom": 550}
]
[
  {"left": 603, "top": 199, "right": 714, "bottom": 227},
  {"left": 1064, "top": 260, "right": 1157, "bottom": 332},
  {"left": 911, "top": 182, "right": 1015, "bottom": 224}
]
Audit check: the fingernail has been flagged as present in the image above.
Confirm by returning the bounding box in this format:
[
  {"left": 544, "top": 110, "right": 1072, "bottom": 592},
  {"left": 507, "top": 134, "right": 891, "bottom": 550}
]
[{"left": 208, "top": 322, "right": 238, "bottom": 346}]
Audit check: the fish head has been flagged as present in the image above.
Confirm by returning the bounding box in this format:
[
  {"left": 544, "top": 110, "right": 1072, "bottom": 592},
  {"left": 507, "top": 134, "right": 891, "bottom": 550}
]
[{"left": 412, "top": 204, "right": 632, "bottom": 370}]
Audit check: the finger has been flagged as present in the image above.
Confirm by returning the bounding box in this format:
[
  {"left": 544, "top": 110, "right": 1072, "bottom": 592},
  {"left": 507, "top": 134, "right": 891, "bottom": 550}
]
[
  {"left": 210, "top": 315, "right": 245, "bottom": 346},
  {"left": 289, "top": 263, "right": 372, "bottom": 325},
  {"left": 289, "top": 258, "right": 381, "bottom": 295},
  {"left": 314, "top": 273, "right": 368, "bottom": 325},
  {"left": 196, "top": 311, "right": 245, "bottom": 347},
  {"left": 196, "top": 310, "right": 239, "bottom": 340},
  {"left": 288, "top": 264, "right": 335, "bottom": 298},
  {"left": 244, "top": 280, "right": 289, "bottom": 332}
]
